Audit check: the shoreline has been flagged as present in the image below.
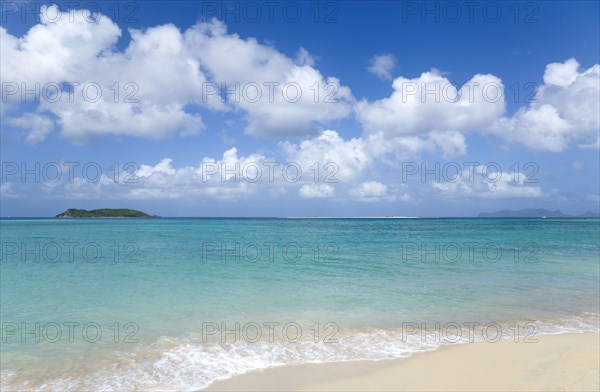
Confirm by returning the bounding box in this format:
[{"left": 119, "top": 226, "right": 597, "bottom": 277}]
[{"left": 204, "top": 331, "right": 599, "bottom": 391}]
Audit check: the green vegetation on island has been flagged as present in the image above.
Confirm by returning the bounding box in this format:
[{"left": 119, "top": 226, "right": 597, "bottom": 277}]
[{"left": 55, "top": 208, "right": 157, "bottom": 218}]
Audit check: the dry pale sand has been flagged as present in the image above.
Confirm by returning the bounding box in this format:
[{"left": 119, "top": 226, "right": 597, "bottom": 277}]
[{"left": 205, "top": 332, "right": 599, "bottom": 391}]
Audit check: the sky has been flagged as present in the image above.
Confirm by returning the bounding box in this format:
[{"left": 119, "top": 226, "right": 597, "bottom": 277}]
[{"left": 1, "top": 0, "right": 599, "bottom": 217}]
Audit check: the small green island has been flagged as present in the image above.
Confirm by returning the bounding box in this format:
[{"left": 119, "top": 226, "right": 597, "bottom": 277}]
[{"left": 55, "top": 208, "right": 158, "bottom": 218}]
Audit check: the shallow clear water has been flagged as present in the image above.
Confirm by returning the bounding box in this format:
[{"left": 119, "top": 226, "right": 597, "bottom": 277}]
[{"left": 1, "top": 218, "right": 599, "bottom": 390}]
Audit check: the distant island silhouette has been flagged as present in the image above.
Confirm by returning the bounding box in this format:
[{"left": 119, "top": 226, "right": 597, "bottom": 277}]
[
  {"left": 478, "top": 208, "right": 599, "bottom": 218},
  {"left": 56, "top": 208, "right": 158, "bottom": 218}
]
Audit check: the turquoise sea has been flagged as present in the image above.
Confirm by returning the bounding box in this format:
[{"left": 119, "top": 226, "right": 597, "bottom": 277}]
[{"left": 1, "top": 218, "right": 599, "bottom": 390}]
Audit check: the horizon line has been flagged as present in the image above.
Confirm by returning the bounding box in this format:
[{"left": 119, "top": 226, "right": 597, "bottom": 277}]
[{"left": 2, "top": 216, "right": 599, "bottom": 220}]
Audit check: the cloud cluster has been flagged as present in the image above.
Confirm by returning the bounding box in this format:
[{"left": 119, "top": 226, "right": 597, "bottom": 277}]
[
  {"left": 1, "top": 5, "right": 353, "bottom": 143},
  {"left": 280, "top": 130, "right": 371, "bottom": 182},
  {"left": 2, "top": 6, "right": 598, "bottom": 207},
  {"left": 1, "top": 10, "right": 207, "bottom": 143},
  {"left": 431, "top": 166, "right": 543, "bottom": 199},
  {"left": 356, "top": 59, "right": 599, "bottom": 153},
  {"left": 1, "top": 142, "right": 548, "bottom": 206},
  {"left": 184, "top": 20, "right": 353, "bottom": 136},
  {"left": 4, "top": 149, "right": 268, "bottom": 201},
  {"left": 356, "top": 70, "right": 506, "bottom": 138},
  {"left": 2, "top": 6, "right": 598, "bottom": 156},
  {"left": 496, "top": 59, "right": 600, "bottom": 151}
]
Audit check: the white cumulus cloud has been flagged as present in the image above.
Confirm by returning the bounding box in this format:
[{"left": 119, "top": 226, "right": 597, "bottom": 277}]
[
  {"left": 298, "top": 184, "right": 335, "bottom": 199},
  {"left": 6, "top": 113, "right": 54, "bottom": 144},
  {"left": 1, "top": 6, "right": 354, "bottom": 142},
  {"left": 356, "top": 70, "right": 505, "bottom": 139},
  {"left": 368, "top": 54, "right": 396, "bottom": 81},
  {"left": 497, "top": 59, "right": 600, "bottom": 151},
  {"left": 349, "top": 181, "right": 396, "bottom": 202}
]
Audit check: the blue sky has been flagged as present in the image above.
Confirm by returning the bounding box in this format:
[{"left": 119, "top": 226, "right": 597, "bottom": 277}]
[{"left": 1, "top": 0, "right": 599, "bottom": 217}]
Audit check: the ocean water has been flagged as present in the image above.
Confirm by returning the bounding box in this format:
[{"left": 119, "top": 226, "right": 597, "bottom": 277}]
[{"left": 1, "top": 218, "right": 599, "bottom": 390}]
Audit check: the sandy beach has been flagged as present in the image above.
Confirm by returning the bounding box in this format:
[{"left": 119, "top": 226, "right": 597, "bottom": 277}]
[{"left": 206, "top": 332, "right": 600, "bottom": 391}]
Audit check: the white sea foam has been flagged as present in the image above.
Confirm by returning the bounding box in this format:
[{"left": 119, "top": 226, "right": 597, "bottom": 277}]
[{"left": 2, "top": 314, "right": 598, "bottom": 391}]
